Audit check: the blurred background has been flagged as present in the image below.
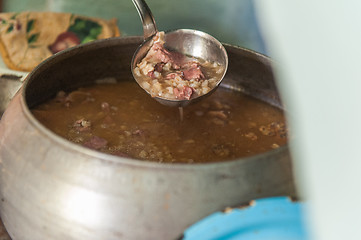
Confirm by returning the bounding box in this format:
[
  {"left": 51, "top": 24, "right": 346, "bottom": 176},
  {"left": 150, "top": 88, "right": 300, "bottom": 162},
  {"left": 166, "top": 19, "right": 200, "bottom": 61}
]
[{"left": 2, "top": 0, "right": 267, "bottom": 54}]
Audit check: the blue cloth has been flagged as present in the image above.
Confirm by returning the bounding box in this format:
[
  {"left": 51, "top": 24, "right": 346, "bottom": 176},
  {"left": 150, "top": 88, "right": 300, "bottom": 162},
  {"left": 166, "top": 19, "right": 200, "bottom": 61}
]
[{"left": 183, "top": 196, "right": 308, "bottom": 240}]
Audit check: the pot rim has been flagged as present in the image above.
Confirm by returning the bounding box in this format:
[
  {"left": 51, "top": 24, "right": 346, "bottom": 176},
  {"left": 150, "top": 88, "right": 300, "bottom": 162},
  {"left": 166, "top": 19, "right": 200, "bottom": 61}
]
[{"left": 20, "top": 36, "right": 289, "bottom": 170}]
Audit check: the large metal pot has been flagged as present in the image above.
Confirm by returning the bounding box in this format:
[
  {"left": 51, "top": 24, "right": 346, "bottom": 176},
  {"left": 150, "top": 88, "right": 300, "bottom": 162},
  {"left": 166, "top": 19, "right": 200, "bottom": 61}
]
[
  {"left": 0, "top": 36, "right": 295, "bottom": 240},
  {"left": 0, "top": 73, "right": 25, "bottom": 117}
]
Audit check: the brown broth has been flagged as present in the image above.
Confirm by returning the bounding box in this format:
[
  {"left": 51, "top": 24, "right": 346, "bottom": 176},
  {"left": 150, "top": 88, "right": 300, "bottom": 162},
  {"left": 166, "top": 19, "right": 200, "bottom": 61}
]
[{"left": 31, "top": 80, "right": 288, "bottom": 163}]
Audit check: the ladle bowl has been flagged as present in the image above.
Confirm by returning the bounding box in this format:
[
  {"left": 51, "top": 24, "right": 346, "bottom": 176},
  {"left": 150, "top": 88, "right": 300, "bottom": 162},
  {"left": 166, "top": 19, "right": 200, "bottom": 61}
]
[{"left": 131, "top": 0, "right": 228, "bottom": 107}]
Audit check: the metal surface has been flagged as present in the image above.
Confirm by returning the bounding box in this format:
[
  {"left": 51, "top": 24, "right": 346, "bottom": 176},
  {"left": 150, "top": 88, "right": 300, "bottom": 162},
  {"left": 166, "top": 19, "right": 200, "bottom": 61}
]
[
  {"left": 131, "top": 0, "right": 228, "bottom": 107},
  {"left": 132, "top": 0, "right": 158, "bottom": 39},
  {"left": 0, "top": 36, "right": 295, "bottom": 240},
  {"left": 0, "top": 219, "right": 10, "bottom": 240},
  {"left": 0, "top": 74, "right": 24, "bottom": 117}
]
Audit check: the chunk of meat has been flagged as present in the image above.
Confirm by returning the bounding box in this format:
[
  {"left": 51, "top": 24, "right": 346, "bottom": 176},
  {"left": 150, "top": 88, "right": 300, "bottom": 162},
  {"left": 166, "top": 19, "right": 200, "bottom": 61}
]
[
  {"left": 154, "top": 62, "right": 165, "bottom": 72},
  {"left": 147, "top": 71, "right": 158, "bottom": 79},
  {"left": 207, "top": 110, "right": 228, "bottom": 120},
  {"left": 145, "top": 42, "right": 170, "bottom": 63},
  {"left": 182, "top": 62, "right": 204, "bottom": 80},
  {"left": 167, "top": 51, "right": 186, "bottom": 69},
  {"left": 144, "top": 33, "right": 186, "bottom": 69},
  {"left": 101, "top": 102, "right": 110, "bottom": 113},
  {"left": 83, "top": 136, "right": 108, "bottom": 150},
  {"left": 166, "top": 72, "right": 183, "bottom": 80},
  {"left": 173, "top": 86, "right": 193, "bottom": 100},
  {"left": 245, "top": 132, "right": 258, "bottom": 141},
  {"left": 132, "top": 129, "right": 144, "bottom": 136},
  {"left": 73, "top": 118, "right": 91, "bottom": 132}
]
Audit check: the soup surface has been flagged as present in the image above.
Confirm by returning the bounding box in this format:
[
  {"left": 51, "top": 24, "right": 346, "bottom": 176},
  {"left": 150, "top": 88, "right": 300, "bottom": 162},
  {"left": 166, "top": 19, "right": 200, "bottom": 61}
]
[{"left": 31, "top": 80, "right": 287, "bottom": 163}]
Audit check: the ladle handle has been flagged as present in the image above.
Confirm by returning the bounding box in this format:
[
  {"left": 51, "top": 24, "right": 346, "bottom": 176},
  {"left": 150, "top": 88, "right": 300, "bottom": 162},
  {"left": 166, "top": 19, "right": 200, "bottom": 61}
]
[{"left": 132, "top": 0, "right": 158, "bottom": 39}]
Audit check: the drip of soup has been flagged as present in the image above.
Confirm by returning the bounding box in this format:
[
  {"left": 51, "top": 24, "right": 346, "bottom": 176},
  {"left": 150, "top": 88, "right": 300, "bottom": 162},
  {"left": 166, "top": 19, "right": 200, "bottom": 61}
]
[{"left": 31, "top": 80, "right": 287, "bottom": 163}]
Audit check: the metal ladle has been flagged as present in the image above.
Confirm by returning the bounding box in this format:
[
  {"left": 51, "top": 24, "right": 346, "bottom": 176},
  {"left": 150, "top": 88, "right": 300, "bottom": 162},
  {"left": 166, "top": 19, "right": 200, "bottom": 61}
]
[{"left": 131, "top": 0, "right": 228, "bottom": 107}]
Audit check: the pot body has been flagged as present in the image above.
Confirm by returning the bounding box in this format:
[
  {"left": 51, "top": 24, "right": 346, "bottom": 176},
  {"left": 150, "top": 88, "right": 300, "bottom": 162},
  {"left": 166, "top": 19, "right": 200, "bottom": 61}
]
[
  {"left": 0, "top": 37, "right": 295, "bottom": 240},
  {"left": 0, "top": 74, "right": 24, "bottom": 116}
]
